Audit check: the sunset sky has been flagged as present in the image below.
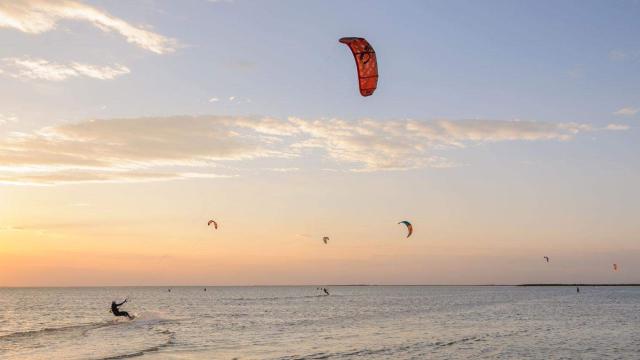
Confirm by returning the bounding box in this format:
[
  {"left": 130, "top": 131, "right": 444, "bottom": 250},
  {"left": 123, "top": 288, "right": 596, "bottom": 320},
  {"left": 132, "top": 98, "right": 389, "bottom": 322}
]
[{"left": 1, "top": 0, "right": 639, "bottom": 286}]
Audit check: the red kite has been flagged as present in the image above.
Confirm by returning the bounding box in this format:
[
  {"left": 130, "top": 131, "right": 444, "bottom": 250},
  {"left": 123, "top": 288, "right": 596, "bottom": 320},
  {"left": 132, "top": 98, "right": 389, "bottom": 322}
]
[{"left": 339, "top": 37, "right": 378, "bottom": 96}]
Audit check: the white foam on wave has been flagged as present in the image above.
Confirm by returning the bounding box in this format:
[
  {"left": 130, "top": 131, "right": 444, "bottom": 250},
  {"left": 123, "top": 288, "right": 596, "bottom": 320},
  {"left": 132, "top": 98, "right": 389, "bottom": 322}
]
[{"left": 131, "top": 310, "right": 172, "bottom": 324}]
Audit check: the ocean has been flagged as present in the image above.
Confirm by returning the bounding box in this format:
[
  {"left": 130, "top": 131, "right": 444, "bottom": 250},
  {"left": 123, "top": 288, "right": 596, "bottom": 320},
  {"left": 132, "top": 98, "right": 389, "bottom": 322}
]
[{"left": 1, "top": 286, "right": 639, "bottom": 359}]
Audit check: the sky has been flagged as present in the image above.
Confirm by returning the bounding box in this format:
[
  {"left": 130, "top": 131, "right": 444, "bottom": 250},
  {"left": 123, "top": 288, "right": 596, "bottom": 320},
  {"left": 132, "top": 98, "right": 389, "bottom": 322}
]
[{"left": 0, "top": 0, "right": 639, "bottom": 286}]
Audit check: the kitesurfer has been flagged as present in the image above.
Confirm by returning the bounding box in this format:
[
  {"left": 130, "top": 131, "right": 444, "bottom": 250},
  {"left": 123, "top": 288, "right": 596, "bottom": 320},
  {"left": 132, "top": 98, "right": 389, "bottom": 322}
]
[
  {"left": 110, "top": 299, "right": 133, "bottom": 319},
  {"left": 323, "top": 288, "right": 330, "bottom": 296}
]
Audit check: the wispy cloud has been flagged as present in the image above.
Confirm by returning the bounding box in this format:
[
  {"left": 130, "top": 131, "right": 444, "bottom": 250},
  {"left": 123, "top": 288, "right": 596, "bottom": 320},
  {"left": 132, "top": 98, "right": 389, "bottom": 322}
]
[
  {"left": 265, "top": 167, "right": 300, "bottom": 173},
  {"left": 1, "top": 57, "right": 130, "bottom": 81},
  {"left": 605, "top": 123, "right": 630, "bottom": 131},
  {"left": 0, "top": 113, "right": 19, "bottom": 125},
  {"left": 609, "top": 50, "right": 628, "bottom": 61},
  {"left": 69, "top": 202, "right": 91, "bottom": 207},
  {"left": 289, "top": 118, "right": 602, "bottom": 171},
  {"left": 613, "top": 107, "right": 639, "bottom": 117},
  {"left": 208, "top": 96, "right": 251, "bottom": 104},
  {"left": 0, "top": 116, "right": 290, "bottom": 185},
  {"left": 567, "top": 65, "right": 585, "bottom": 79},
  {"left": 0, "top": 170, "right": 231, "bottom": 186},
  {"left": 0, "top": 116, "right": 619, "bottom": 185},
  {"left": 609, "top": 49, "right": 640, "bottom": 62},
  {"left": 0, "top": 0, "right": 176, "bottom": 54}
]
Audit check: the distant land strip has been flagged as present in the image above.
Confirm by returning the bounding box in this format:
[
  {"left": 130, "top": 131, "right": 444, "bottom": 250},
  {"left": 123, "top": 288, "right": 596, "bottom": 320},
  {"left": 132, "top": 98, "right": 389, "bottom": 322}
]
[{"left": 518, "top": 284, "right": 640, "bottom": 287}]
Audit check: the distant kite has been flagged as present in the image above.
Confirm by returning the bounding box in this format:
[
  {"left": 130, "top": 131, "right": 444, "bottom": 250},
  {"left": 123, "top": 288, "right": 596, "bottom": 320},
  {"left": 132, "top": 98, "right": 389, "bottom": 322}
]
[
  {"left": 339, "top": 37, "right": 378, "bottom": 96},
  {"left": 398, "top": 221, "right": 413, "bottom": 238},
  {"left": 544, "top": 256, "right": 549, "bottom": 263},
  {"left": 613, "top": 263, "right": 619, "bottom": 271},
  {"left": 322, "top": 236, "right": 329, "bottom": 244},
  {"left": 207, "top": 220, "right": 218, "bottom": 229}
]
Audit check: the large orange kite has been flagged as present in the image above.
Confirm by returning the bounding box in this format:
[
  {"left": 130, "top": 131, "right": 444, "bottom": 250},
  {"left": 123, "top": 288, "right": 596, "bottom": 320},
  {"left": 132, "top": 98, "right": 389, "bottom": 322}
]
[{"left": 339, "top": 37, "right": 378, "bottom": 96}]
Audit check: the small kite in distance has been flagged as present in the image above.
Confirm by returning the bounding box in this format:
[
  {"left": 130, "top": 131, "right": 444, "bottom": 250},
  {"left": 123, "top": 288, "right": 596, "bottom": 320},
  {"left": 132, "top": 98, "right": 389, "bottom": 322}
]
[
  {"left": 207, "top": 220, "right": 218, "bottom": 229},
  {"left": 323, "top": 236, "right": 329, "bottom": 244},
  {"left": 398, "top": 221, "right": 413, "bottom": 238},
  {"left": 544, "top": 256, "right": 549, "bottom": 263}
]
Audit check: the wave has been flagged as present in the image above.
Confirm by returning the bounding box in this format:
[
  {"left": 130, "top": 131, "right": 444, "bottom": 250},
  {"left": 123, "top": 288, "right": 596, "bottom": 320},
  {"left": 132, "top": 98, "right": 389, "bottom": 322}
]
[
  {"left": 0, "top": 313, "right": 177, "bottom": 345},
  {"left": 0, "top": 320, "right": 117, "bottom": 341},
  {"left": 97, "top": 330, "right": 175, "bottom": 360},
  {"left": 130, "top": 311, "right": 173, "bottom": 323},
  {"left": 0, "top": 312, "right": 178, "bottom": 342},
  {"left": 433, "top": 336, "right": 480, "bottom": 347},
  {"left": 225, "top": 294, "right": 333, "bottom": 301},
  {"left": 276, "top": 329, "right": 530, "bottom": 359},
  {"left": 0, "top": 318, "right": 177, "bottom": 360},
  {"left": 277, "top": 347, "right": 395, "bottom": 360}
]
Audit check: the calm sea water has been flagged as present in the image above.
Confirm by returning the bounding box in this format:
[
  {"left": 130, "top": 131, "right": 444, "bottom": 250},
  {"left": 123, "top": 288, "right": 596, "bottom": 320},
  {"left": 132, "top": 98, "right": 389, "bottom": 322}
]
[{"left": 1, "top": 286, "right": 639, "bottom": 359}]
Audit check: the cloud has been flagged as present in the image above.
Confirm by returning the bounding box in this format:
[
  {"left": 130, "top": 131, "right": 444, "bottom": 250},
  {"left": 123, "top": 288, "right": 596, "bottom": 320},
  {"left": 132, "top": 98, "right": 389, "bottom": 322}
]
[
  {"left": 265, "top": 167, "right": 300, "bottom": 173},
  {"left": 289, "top": 118, "right": 598, "bottom": 170},
  {"left": 613, "top": 107, "right": 639, "bottom": 117},
  {"left": 0, "top": 0, "right": 176, "bottom": 54},
  {"left": 0, "top": 116, "right": 612, "bottom": 185},
  {"left": 209, "top": 96, "right": 251, "bottom": 104},
  {"left": 69, "top": 202, "right": 91, "bottom": 207},
  {"left": 567, "top": 65, "right": 584, "bottom": 79},
  {"left": 609, "top": 49, "right": 640, "bottom": 62},
  {"left": 605, "top": 123, "right": 630, "bottom": 131},
  {"left": 1, "top": 57, "right": 130, "bottom": 81},
  {"left": 0, "top": 170, "right": 230, "bottom": 186},
  {"left": 609, "top": 50, "right": 627, "bottom": 61},
  {"left": 0, "top": 113, "right": 19, "bottom": 125},
  {"left": 0, "top": 226, "right": 22, "bottom": 232},
  {"left": 0, "top": 116, "right": 291, "bottom": 185},
  {"left": 228, "top": 96, "right": 251, "bottom": 104}
]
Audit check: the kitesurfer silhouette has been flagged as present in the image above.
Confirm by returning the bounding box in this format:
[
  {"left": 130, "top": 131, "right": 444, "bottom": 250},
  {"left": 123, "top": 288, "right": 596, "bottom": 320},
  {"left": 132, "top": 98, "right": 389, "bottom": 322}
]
[{"left": 111, "top": 299, "right": 133, "bottom": 319}]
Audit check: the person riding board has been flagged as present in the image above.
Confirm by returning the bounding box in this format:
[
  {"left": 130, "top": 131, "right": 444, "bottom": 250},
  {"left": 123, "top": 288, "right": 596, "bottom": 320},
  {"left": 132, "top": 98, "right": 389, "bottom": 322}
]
[{"left": 111, "top": 298, "right": 134, "bottom": 319}]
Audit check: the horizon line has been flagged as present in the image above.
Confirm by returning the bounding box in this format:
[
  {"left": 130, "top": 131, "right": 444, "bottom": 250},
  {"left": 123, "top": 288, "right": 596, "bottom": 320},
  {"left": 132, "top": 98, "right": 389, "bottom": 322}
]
[{"left": 2, "top": 283, "right": 640, "bottom": 288}]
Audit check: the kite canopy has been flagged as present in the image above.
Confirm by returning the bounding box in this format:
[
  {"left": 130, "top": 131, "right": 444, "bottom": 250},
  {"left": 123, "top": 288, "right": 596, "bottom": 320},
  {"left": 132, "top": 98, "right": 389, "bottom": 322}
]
[
  {"left": 339, "top": 37, "right": 378, "bottom": 96},
  {"left": 323, "top": 236, "right": 329, "bottom": 244},
  {"left": 398, "top": 221, "right": 413, "bottom": 238},
  {"left": 207, "top": 220, "right": 218, "bottom": 229}
]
